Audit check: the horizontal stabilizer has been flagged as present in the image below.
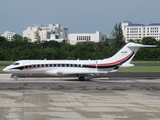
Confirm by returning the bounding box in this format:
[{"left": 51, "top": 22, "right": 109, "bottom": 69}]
[
  {"left": 127, "top": 43, "right": 157, "bottom": 48},
  {"left": 120, "top": 64, "right": 134, "bottom": 68}
]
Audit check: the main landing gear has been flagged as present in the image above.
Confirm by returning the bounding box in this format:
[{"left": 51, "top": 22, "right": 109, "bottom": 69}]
[
  {"left": 78, "top": 76, "right": 85, "bottom": 81},
  {"left": 13, "top": 75, "right": 18, "bottom": 81}
]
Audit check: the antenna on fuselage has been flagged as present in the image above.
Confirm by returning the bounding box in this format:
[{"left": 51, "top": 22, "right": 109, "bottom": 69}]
[{"left": 44, "top": 58, "right": 47, "bottom": 60}]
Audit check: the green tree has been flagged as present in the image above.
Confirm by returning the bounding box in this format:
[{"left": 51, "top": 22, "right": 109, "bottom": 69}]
[
  {"left": 128, "top": 39, "right": 141, "bottom": 43},
  {"left": 134, "top": 37, "right": 159, "bottom": 61},
  {"left": 111, "top": 23, "right": 125, "bottom": 48},
  {"left": 0, "top": 36, "right": 7, "bottom": 42},
  {"left": 11, "top": 34, "right": 23, "bottom": 42},
  {"left": 41, "top": 41, "right": 60, "bottom": 49},
  {"left": 23, "top": 37, "right": 31, "bottom": 42},
  {"left": 142, "top": 37, "right": 157, "bottom": 45}
]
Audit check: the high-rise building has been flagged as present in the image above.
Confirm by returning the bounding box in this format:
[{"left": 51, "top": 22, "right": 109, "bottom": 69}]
[
  {"left": 23, "top": 24, "right": 68, "bottom": 42},
  {"left": 121, "top": 21, "right": 160, "bottom": 42}
]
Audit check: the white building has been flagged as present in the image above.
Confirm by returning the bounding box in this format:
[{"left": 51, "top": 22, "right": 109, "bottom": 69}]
[
  {"left": 23, "top": 24, "right": 68, "bottom": 42},
  {"left": 121, "top": 21, "right": 160, "bottom": 42},
  {"left": 68, "top": 31, "right": 107, "bottom": 45},
  {"left": 1, "top": 31, "right": 16, "bottom": 41}
]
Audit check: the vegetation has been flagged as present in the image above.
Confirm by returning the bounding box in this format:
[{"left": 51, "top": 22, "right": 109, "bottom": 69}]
[
  {"left": 131, "top": 61, "right": 160, "bottom": 63},
  {"left": 0, "top": 23, "right": 160, "bottom": 61},
  {"left": 0, "top": 37, "right": 159, "bottom": 61},
  {"left": 111, "top": 23, "right": 125, "bottom": 49},
  {"left": 0, "top": 66, "right": 5, "bottom": 73},
  {"left": 118, "top": 66, "right": 160, "bottom": 72}
]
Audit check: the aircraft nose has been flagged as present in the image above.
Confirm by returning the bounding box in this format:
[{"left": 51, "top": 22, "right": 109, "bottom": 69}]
[{"left": 3, "top": 67, "right": 10, "bottom": 72}]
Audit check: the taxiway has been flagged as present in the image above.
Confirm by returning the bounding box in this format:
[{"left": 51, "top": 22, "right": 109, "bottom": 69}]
[{"left": 0, "top": 75, "right": 160, "bottom": 120}]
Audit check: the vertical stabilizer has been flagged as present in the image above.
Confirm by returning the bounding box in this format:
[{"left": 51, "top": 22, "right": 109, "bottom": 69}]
[{"left": 105, "top": 42, "right": 156, "bottom": 65}]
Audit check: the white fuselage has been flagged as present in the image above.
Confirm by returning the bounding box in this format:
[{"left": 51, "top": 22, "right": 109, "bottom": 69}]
[{"left": 3, "top": 59, "right": 121, "bottom": 76}]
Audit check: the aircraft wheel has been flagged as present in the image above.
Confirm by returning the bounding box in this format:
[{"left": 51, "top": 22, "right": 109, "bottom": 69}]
[
  {"left": 79, "top": 76, "right": 85, "bottom": 81},
  {"left": 14, "top": 78, "right": 18, "bottom": 81},
  {"left": 14, "top": 76, "right": 18, "bottom": 81}
]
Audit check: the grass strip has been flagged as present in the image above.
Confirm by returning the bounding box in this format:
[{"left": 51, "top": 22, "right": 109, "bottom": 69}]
[
  {"left": 0, "top": 66, "right": 5, "bottom": 73},
  {"left": 131, "top": 61, "right": 160, "bottom": 63},
  {"left": 0, "top": 61, "right": 14, "bottom": 64},
  {"left": 118, "top": 66, "right": 160, "bottom": 72}
]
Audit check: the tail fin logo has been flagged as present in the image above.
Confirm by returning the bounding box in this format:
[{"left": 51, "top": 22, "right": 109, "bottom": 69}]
[
  {"left": 121, "top": 51, "right": 128, "bottom": 53},
  {"left": 121, "top": 51, "right": 128, "bottom": 56}
]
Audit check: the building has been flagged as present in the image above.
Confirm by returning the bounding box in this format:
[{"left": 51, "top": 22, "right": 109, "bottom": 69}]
[
  {"left": 23, "top": 26, "right": 41, "bottom": 42},
  {"left": 23, "top": 24, "right": 68, "bottom": 42},
  {"left": 1, "top": 31, "right": 16, "bottom": 41},
  {"left": 68, "top": 31, "right": 107, "bottom": 45},
  {"left": 121, "top": 21, "right": 160, "bottom": 42}
]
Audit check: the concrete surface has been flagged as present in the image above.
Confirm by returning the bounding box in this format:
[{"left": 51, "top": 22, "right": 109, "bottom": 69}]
[
  {"left": 0, "top": 76, "right": 160, "bottom": 120},
  {"left": 1, "top": 72, "right": 160, "bottom": 80}
]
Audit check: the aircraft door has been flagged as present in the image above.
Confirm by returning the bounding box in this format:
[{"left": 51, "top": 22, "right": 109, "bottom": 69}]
[
  {"left": 96, "top": 60, "right": 98, "bottom": 69},
  {"left": 23, "top": 62, "right": 29, "bottom": 72}
]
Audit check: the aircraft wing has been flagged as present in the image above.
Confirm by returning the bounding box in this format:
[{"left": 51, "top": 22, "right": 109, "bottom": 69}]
[{"left": 45, "top": 69, "right": 111, "bottom": 76}]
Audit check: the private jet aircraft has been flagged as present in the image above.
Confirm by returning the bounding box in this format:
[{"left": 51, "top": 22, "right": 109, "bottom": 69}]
[{"left": 3, "top": 42, "right": 156, "bottom": 81}]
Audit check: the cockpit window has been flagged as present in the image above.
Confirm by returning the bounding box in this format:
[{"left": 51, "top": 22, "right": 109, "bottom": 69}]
[{"left": 13, "top": 63, "right": 20, "bottom": 65}]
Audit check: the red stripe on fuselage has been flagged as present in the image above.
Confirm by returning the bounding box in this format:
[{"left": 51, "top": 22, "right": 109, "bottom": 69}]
[
  {"left": 25, "top": 67, "right": 47, "bottom": 70},
  {"left": 88, "top": 52, "right": 133, "bottom": 66}
]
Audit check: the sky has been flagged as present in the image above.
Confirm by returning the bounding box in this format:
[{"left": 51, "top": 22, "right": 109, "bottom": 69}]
[{"left": 0, "top": 0, "right": 160, "bottom": 35}]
